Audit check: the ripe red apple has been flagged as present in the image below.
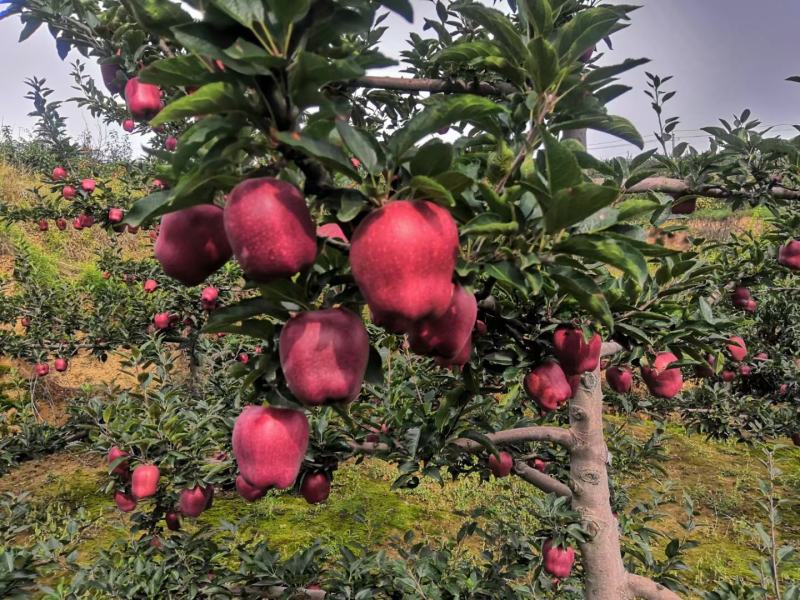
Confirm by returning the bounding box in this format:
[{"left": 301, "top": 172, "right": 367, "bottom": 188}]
[
  {"left": 72, "top": 217, "right": 82, "bottom": 230},
  {"left": 671, "top": 198, "right": 697, "bottom": 214},
  {"left": 54, "top": 358, "right": 68, "bottom": 372},
  {"left": 165, "top": 511, "right": 181, "bottom": 531},
  {"left": 474, "top": 319, "right": 488, "bottom": 336},
  {"left": 79, "top": 214, "right": 95, "bottom": 228},
  {"left": 317, "top": 222, "right": 348, "bottom": 242},
  {"left": 131, "top": 464, "right": 159, "bottom": 499},
  {"left": 542, "top": 540, "right": 575, "bottom": 579},
  {"left": 152, "top": 179, "right": 166, "bottom": 189},
  {"left": 553, "top": 327, "right": 602, "bottom": 375},
  {"left": 20, "top": 317, "right": 30, "bottom": 328},
  {"left": 350, "top": 200, "right": 458, "bottom": 333},
  {"left": 108, "top": 208, "right": 124, "bottom": 223},
  {"left": 224, "top": 178, "right": 317, "bottom": 282},
  {"left": 524, "top": 362, "right": 572, "bottom": 412},
  {"left": 279, "top": 308, "right": 369, "bottom": 406},
  {"left": 122, "top": 119, "right": 135, "bottom": 132},
  {"left": 114, "top": 490, "right": 137, "bottom": 513},
  {"left": 732, "top": 286, "right": 750, "bottom": 305},
  {"left": 488, "top": 451, "right": 513, "bottom": 477},
  {"left": 127, "top": 225, "right": 139, "bottom": 234},
  {"left": 641, "top": 352, "right": 683, "bottom": 399},
  {"left": 52, "top": 166, "right": 67, "bottom": 180},
  {"left": 232, "top": 405, "right": 309, "bottom": 490},
  {"left": 754, "top": 352, "right": 768, "bottom": 361},
  {"left": 778, "top": 240, "right": 800, "bottom": 270},
  {"left": 107, "top": 446, "right": 129, "bottom": 477},
  {"left": 155, "top": 204, "right": 232, "bottom": 286},
  {"left": 125, "top": 77, "right": 163, "bottom": 121},
  {"left": 726, "top": 336, "right": 747, "bottom": 362},
  {"left": 791, "top": 432, "right": 800, "bottom": 447},
  {"left": 153, "top": 312, "right": 171, "bottom": 330},
  {"left": 739, "top": 365, "right": 752, "bottom": 377},
  {"left": 435, "top": 337, "right": 472, "bottom": 369},
  {"left": 300, "top": 472, "right": 331, "bottom": 504},
  {"left": 579, "top": 45, "right": 596, "bottom": 63},
  {"left": 235, "top": 474, "right": 267, "bottom": 502},
  {"left": 201, "top": 286, "right": 219, "bottom": 310},
  {"left": 143, "top": 279, "right": 158, "bottom": 293},
  {"left": 35, "top": 363, "right": 49, "bottom": 377},
  {"left": 606, "top": 366, "right": 632, "bottom": 393},
  {"left": 62, "top": 185, "right": 76, "bottom": 199},
  {"left": 56, "top": 218, "right": 66, "bottom": 230},
  {"left": 81, "top": 179, "right": 96, "bottom": 193},
  {"left": 532, "top": 458, "right": 548, "bottom": 473},
  {"left": 779, "top": 383, "right": 789, "bottom": 395},
  {"left": 408, "top": 285, "right": 477, "bottom": 361},
  {"left": 721, "top": 370, "right": 735, "bottom": 382},
  {"left": 179, "top": 485, "right": 213, "bottom": 518},
  {"left": 238, "top": 353, "right": 249, "bottom": 364},
  {"left": 351, "top": 157, "right": 361, "bottom": 168},
  {"left": 164, "top": 136, "right": 178, "bottom": 151},
  {"left": 743, "top": 299, "right": 757, "bottom": 313},
  {"left": 38, "top": 219, "right": 48, "bottom": 232}
]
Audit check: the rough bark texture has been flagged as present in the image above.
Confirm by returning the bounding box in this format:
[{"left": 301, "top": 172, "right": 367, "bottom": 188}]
[{"left": 569, "top": 367, "right": 630, "bottom": 598}]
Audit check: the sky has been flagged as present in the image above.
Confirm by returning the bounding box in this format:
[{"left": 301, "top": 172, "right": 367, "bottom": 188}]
[{"left": 1, "top": 0, "right": 799, "bottom": 159}]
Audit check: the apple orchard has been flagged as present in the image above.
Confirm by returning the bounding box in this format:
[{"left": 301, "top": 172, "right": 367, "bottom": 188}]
[{"left": 0, "top": 1, "right": 799, "bottom": 599}]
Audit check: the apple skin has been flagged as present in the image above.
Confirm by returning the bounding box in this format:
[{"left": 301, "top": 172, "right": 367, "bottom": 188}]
[
  {"left": 279, "top": 308, "right": 369, "bottom": 406},
  {"left": 179, "top": 485, "right": 213, "bottom": 518},
  {"left": 754, "top": 352, "right": 768, "bottom": 361},
  {"left": 35, "top": 363, "right": 50, "bottom": 377},
  {"left": 732, "top": 286, "right": 751, "bottom": 305},
  {"left": 434, "top": 337, "right": 472, "bottom": 368},
  {"left": 606, "top": 366, "right": 633, "bottom": 393},
  {"left": 778, "top": 240, "right": 800, "bottom": 270},
  {"left": 408, "top": 285, "right": 477, "bottom": 361},
  {"left": 317, "top": 222, "right": 348, "bottom": 242},
  {"left": 224, "top": 178, "right": 317, "bottom": 283},
  {"left": 143, "top": 279, "right": 158, "bottom": 293},
  {"left": 791, "top": 432, "right": 800, "bottom": 447},
  {"left": 236, "top": 474, "right": 267, "bottom": 502},
  {"left": 532, "top": 458, "right": 548, "bottom": 473},
  {"left": 671, "top": 198, "right": 697, "bottom": 214},
  {"left": 107, "top": 446, "right": 129, "bottom": 478},
  {"left": 131, "top": 464, "right": 160, "bottom": 499},
  {"left": 114, "top": 490, "right": 137, "bottom": 513},
  {"left": 108, "top": 208, "right": 124, "bottom": 223},
  {"left": 62, "top": 185, "right": 76, "bottom": 199},
  {"left": 164, "top": 136, "right": 178, "bottom": 151},
  {"left": 739, "top": 365, "right": 752, "bottom": 377},
  {"left": 56, "top": 218, "right": 66, "bottom": 231},
  {"left": 81, "top": 179, "right": 96, "bottom": 193},
  {"left": 54, "top": 358, "right": 68, "bottom": 372},
  {"left": 350, "top": 200, "right": 458, "bottom": 333},
  {"left": 721, "top": 370, "right": 736, "bottom": 382},
  {"left": 543, "top": 540, "right": 575, "bottom": 579},
  {"left": 488, "top": 451, "right": 513, "bottom": 477},
  {"left": 52, "top": 166, "right": 67, "bottom": 180},
  {"left": 122, "top": 119, "right": 135, "bottom": 132},
  {"left": 232, "top": 405, "right": 309, "bottom": 491},
  {"left": 726, "top": 336, "right": 747, "bottom": 362},
  {"left": 641, "top": 352, "right": 683, "bottom": 399},
  {"left": 155, "top": 204, "right": 232, "bottom": 286},
  {"left": 124, "top": 77, "right": 163, "bottom": 121},
  {"left": 524, "top": 362, "right": 572, "bottom": 412},
  {"left": 300, "top": 472, "right": 331, "bottom": 504},
  {"left": 553, "top": 327, "right": 602, "bottom": 375},
  {"left": 165, "top": 511, "right": 181, "bottom": 531},
  {"left": 743, "top": 299, "right": 757, "bottom": 313},
  {"left": 153, "top": 313, "right": 171, "bottom": 330},
  {"left": 38, "top": 219, "right": 48, "bottom": 232}
]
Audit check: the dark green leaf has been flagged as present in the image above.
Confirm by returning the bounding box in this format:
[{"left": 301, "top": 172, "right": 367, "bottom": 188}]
[
  {"left": 335, "top": 121, "right": 384, "bottom": 174},
  {"left": 538, "top": 183, "right": 619, "bottom": 233},
  {"left": 151, "top": 82, "right": 251, "bottom": 126},
  {"left": 554, "top": 235, "right": 648, "bottom": 285},
  {"left": 410, "top": 141, "right": 453, "bottom": 177},
  {"left": 550, "top": 267, "right": 613, "bottom": 329},
  {"left": 408, "top": 176, "right": 455, "bottom": 207},
  {"left": 274, "top": 131, "right": 359, "bottom": 179}
]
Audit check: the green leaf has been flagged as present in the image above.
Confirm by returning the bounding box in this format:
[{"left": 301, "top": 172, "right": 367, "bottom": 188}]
[
  {"left": 410, "top": 141, "right": 453, "bottom": 177},
  {"left": 461, "top": 213, "right": 519, "bottom": 236},
  {"left": 203, "top": 298, "right": 283, "bottom": 332},
  {"left": 388, "top": 95, "right": 506, "bottom": 162},
  {"left": 435, "top": 40, "right": 502, "bottom": 67},
  {"left": 139, "top": 56, "right": 221, "bottom": 87},
  {"left": 379, "top": 0, "right": 414, "bottom": 22},
  {"left": 210, "top": 0, "right": 265, "bottom": 26},
  {"left": 554, "top": 235, "right": 648, "bottom": 286},
  {"left": 550, "top": 267, "right": 613, "bottom": 329},
  {"left": 538, "top": 183, "right": 619, "bottom": 233},
  {"left": 335, "top": 121, "right": 384, "bottom": 175},
  {"left": 556, "top": 7, "right": 619, "bottom": 61},
  {"left": 126, "top": 0, "right": 192, "bottom": 35},
  {"left": 364, "top": 346, "right": 384, "bottom": 385},
  {"left": 519, "top": 0, "right": 553, "bottom": 36},
  {"left": 408, "top": 176, "right": 455, "bottom": 207},
  {"left": 435, "top": 171, "right": 474, "bottom": 195},
  {"left": 123, "top": 191, "right": 172, "bottom": 227},
  {"left": 269, "top": 0, "right": 312, "bottom": 24},
  {"left": 334, "top": 189, "right": 369, "bottom": 222},
  {"left": 484, "top": 261, "right": 528, "bottom": 294},
  {"left": 222, "top": 38, "right": 287, "bottom": 74},
  {"left": 616, "top": 197, "right": 661, "bottom": 221},
  {"left": 151, "top": 82, "right": 251, "bottom": 126},
  {"left": 274, "top": 131, "right": 359, "bottom": 179},
  {"left": 542, "top": 130, "right": 582, "bottom": 193},
  {"left": 527, "top": 37, "right": 559, "bottom": 92},
  {"left": 455, "top": 4, "right": 529, "bottom": 67},
  {"left": 553, "top": 115, "right": 644, "bottom": 149},
  {"left": 289, "top": 51, "right": 364, "bottom": 109}
]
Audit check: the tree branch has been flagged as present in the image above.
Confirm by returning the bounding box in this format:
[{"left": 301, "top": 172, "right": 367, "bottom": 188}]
[
  {"left": 626, "top": 573, "right": 682, "bottom": 600},
  {"left": 601, "top": 341, "right": 624, "bottom": 357},
  {"left": 512, "top": 460, "right": 572, "bottom": 499},
  {"left": 347, "top": 76, "right": 516, "bottom": 97},
  {"left": 624, "top": 176, "right": 800, "bottom": 201},
  {"left": 452, "top": 426, "right": 575, "bottom": 451}
]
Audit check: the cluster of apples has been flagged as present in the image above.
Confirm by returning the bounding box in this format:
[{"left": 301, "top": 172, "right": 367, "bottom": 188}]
[
  {"left": 779, "top": 240, "right": 800, "bottom": 270},
  {"left": 28, "top": 355, "right": 69, "bottom": 378},
  {"left": 731, "top": 285, "right": 757, "bottom": 314}
]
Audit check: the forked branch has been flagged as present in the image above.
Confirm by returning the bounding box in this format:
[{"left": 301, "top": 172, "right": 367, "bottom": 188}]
[
  {"left": 626, "top": 573, "right": 682, "bottom": 600},
  {"left": 513, "top": 460, "right": 572, "bottom": 499}
]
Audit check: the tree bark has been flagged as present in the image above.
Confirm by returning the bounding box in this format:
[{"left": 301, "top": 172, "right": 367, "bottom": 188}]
[
  {"left": 626, "top": 574, "right": 682, "bottom": 600},
  {"left": 513, "top": 460, "right": 572, "bottom": 498},
  {"left": 348, "top": 75, "right": 515, "bottom": 97}
]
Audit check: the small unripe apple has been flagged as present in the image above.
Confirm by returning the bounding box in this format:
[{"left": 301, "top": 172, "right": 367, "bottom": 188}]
[
  {"left": 164, "top": 136, "right": 178, "bottom": 151},
  {"left": 165, "top": 511, "right": 181, "bottom": 531},
  {"left": 232, "top": 405, "right": 309, "bottom": 490},
  {"left": 542, "top": 540, "right": 575, "bottom": 579},
  {"left": 408, "top": 285, "right": 477, "bottom": 361},
  {"left": 54, "top": 358, "right": 68, "bottom": 372},
  {"left": 114, "top": 490, "right": 137, "bottom": 513},
  {"left": 524, "top": 362, "right": 572, "bottom": 412},
  {"left": 778, "top": 240, "right": 800, "bottom": 270},
  {"left": 131, "top": 464, "right": 160, "bottom": 499},
  {"left": 35, "top": 363, "right": 50, "bottom": 377},
  {"left": 236, "top": 474, "right": 267, "bottom": 502},
  {"left": 280, "top": 308, "right": 370, "bottom": 406},
  {"left": 125, "top": 77, "right": 163, "bottom": 121},
  {"left": 606, "top": 366, "right": 632, "bottom": 393},
  {"left": 726, "top": 336, "right": 747, "bottom": 362},
  {"left": 56, "top": 218, "right": 66, "bottom": 230},
  {"left": 300, "top": 472, "right": 331, "bottom": 504},
  {"left": 122, "top": 119, "right": 135, "bottom": 132},
  {"left": 143, "top": 279, "right": 158, "bottom": 293},
  {"left": 179, "top": 485, "right": 213, "bottom": 518},
  {"left": 62, "top": 185, "right": 76, "bottom": 199},
  {"left": 153, "top": 312, "right": 171, "bottom": 330},
  {"left": 553, "top": 327, "right": 602, "bottom": 375},
  {"left": 38, "top": 219, "right": 48, "bottom": 232},
  {"left": 52, "top": 166, "right": 67, "bottom": 180},
  {"left": 641, "top": 352, "right": 683, "bottom": 398},
  {"left": 350, "top": 200, "right": 458, "bottom": 333},
  {"left": 224, "top": 178, "right": 317, "bottom": 283},
  {"left": 107, "top": 446, "right": 129, "bottom": 477},
  {"left": 81, "top": 179, "right": 96, "bottom": 193},
  {"left": 108, "top": 208, "right": 124, "bottom": 223},
  {"left": 488, "top": 451, "right": 513, "bottom": 477}
]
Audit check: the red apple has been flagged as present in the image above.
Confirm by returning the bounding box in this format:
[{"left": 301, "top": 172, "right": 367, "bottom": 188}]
[
  {"left": 179, "top": 485, "right": 213, "bottom": 518},
  {"left": 474, "top": 319, "right": 488, "bottom": 336},
  {"left": 164, "top": 136, "right": 178, "bottom": 151},
  {"left": 155, "top": 204, "right": 232, "bottom": 286},
  {"left": 726, "top": 336, "right": 747, "bottom": 362},
  {"left": 743, "top": 299, "right": 757, "bottom": 313},
  {"left": 143, "top": 279, "right": 158, "bottom": 293},
  {"left": 606, "top": 366, "right": 632, "bottom": 393},
  {"left": 671, "top": 198, "right": 697, "bottom": 214},
  {"left": 81, "top": 179, "right": 96, "bottom": 193},
  {"left": 791, "top": 432, "right": 800, "bottom": 446},
  {"left": 54, "top": 358, "right": 68, "bottom": 372},
  {"left": 778, "top": 240, "right": 800, "bottom": 270},
  {"left": 114, "top": 490, "right": 137, "bottom": 513},
  {"left": 52, "top": 166, "right": 67, "bottom": 180},
  {"left": 236, "top": 474, "right": 267, "bottom": 502},
  {"left": 317, "top": 222, "right": 348, "bottom": 242},
  {"left": 408, "top": 285, "right": 477, "bottom": 361},
  {"left": 721, "top": 370, "right": 736, "bottom": 382},
  {"left": 165, "top": 511, "right": 181, "bottom": 531},
  {"left": 779, "top": 383, "right": 788, "bottom": 395},
  {"left": 754, "top": 352, "right": 768, "bottom": 361},
  {"left": 38, "top": 219, "right": 48, "bottom": 232},
  {"left": 732, "top": 286, "right": 750, "bottom": 305},
  {"left": 108, "top": 208, "right": 124, "bottom": 223},
  {"left": 107, "top": 446, "right": 129, "bottom": 477},
  {"left": 153, "top": 312, "right": 171, "bottom": 330},
  {"left": 641, "top": 352, "right": 683, "bottom": 399},
  {"left": 434, "top": 338, "right": 472, "bottom": 368},
  {"left": 351, "top": 157, "right": 361, "bottom": 168},
  {"left": 488, "top": 451, "right": 513, "bottom": 477},
  {"left": 122, "top": 119, "right": 135, "bottom": 132},
  {"left": 232, "top": 405, "right": 309, "bottom": 490},
  {"left": 62, "top": 185, "right": 76, "bottom": 199},
  {"left": 224, "top": 178, "right": 317, "bottom": 282},
  {"left": 20, "top": 317, "right": 30, "bottom": 328},
  {"left": 739, "top": 365, "right": 751, "bottom": 377},
  {"left": 280, "top": 308, "right": 370, "bottom": 406},
  {"left": 56, "top": 218, "right": 66, "bottom": 230},
  {"left": 300, "top": 472, "right": 331, "bottom": 504},
  {"left": 127, "top": 225, "right": 139, "bottom": 234},
  {"left": 350, "top": 200, "right": 458, "bottom": 333},
  {"left": 532, "top": 458, "right": 548, "bottom": 473},
  {"left": 567, "top": 373, "right": 581, "bottom": 398},
  {"left": 131, "top": 464, "right": 159, "bottom": 499},
  {"left": 543, "top": 540, "right": 575, "bottom": 579},
  {"left": 238, "top": 353, "right": 249, "bottom": 364},
  {"left": 125, "top": 77, "right": 163, "bottom": 121},
  {"left": 524, "top": 362, "right": 572, "bottom": 412},
  {"left": 100, "top": 61, "right": 125, "bottom": 94},
  {"left": 553, "top": 327, "right": 601, "bottom": 375},
  {"left": 35, "top": 363, "right": 49, "bottom": 377}
]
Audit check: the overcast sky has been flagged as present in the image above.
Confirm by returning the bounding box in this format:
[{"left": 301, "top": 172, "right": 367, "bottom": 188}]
[{"left": 1, "top": 0, "right": 799, "bottom": 159}]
